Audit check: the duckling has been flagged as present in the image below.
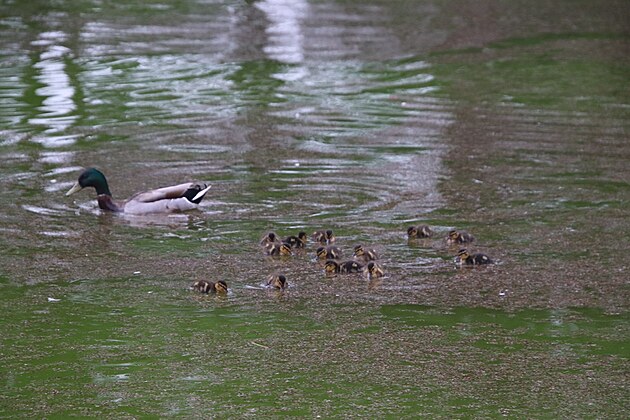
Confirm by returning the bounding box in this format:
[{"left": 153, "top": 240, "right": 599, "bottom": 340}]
[
  {"left": 312, "top": 229, "right": 335, "bottom": 245},
  {"left": 364, "top": 261, "right": 385, "bottom": 278},
  {"left": 455, "top": 249, "right": 493, "bottom": 266},
  {"left": 283, "top": 231, "right": 307, "bottom": 248},
  {"left": 192, "top": 280, "right": 228, "bottom": 294},
  {"left": 266, "top": 274, "right": 287, "bottom": 290},
  {"left": 265, "top": 242, "right": 292, "bottom": 256},
  {"left": 324, "top": 260, "right": 364, "bottom": 274},
  {"left": 260, "top": 232, "right": 279, "bottom": 246},
  {"left": 353, "top": 245, "right": 378, "bottom": 262},
  {"left": 316, "top": 245, "right": 342, "bottom": 260},
  {"left": 407, "top": 225, "right": 433, "bottom": 239},
  {"left": 446, "top": 229, "right": 475, "bottom": 245}
]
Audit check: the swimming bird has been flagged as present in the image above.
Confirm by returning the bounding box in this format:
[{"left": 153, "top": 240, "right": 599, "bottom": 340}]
[
  {"left": 265, "top": 242, "right": 292, "bottom": 256},
  {"left": 364, "top": 261, "right": 385, "bottom": 278},
  {"left": 316, "top": 246, "right": 342, "bottom": 260},
  {"left": 407, "top": 225, "right": 433, "bottom": 239},
  {"left": 353, "top": 245, "right": 378, "bottom": 262},
  {"left": 455, "top": 249, "right": 493, "bottom": 266},
  {"left": 312, "top": 229, "right": 335, "bottom": 245},
  {"left": 446, "top": 230, "right": 475, "bottom": 245},
  {"left": 192, "top": 280, "right": 228, "bottom": 294},
  {"left": 66, "top": 168, "right": 211, "bottom": 214},
  {"left": 266, "top": 274, "right": 287, "bottom": 289},
  {"left": 283, "top": 232, "right": 307, "bottom": 248},
  {"left": 260, "top": 232, "right": 279, "bottom": 246},
  {"left": 324, "top": 260, "right": 364, "bottom": 274}
]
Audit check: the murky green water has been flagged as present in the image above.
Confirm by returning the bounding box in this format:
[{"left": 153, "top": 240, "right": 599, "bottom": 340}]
[{"left": 1, "top": 0, "right": 629, "bottom": 417}]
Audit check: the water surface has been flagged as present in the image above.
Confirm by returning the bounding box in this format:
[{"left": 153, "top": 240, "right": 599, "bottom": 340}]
[{"left": 1, "top": 0, "right": 629, "bottom": 417}]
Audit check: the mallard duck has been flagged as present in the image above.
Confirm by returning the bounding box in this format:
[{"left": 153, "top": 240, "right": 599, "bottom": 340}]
[
  {"left": 266, "top": 274, "right": 287, "bottom": 289},
  {"left": 316, "top": 246, "right": 342, "bottom": 260},
  {"left": 407, "top": 225, "right": 433, "bottom": 239},
  {"left": 283, "top": 232, "right": 307, "bottom": 248},
  {"left": 312, "top": 229, "right": 335, "bottom": 245},
  {"left": 353, "top": 245, "right": 378, "bottom": 262},
  {"left": 365, "top": 261, "right": 385, "bottom": 278},
  {"left": 455, "top": 249, "right": 493, "bottom": 266},
  {"left": 66, "top": 168, "right": 211, "bottom": 214},
  {"left": 260, "top": 232, "right": 279, "bottom": 246},
  {"left": 446, "top": 229, "right": 475, "bottom": 245},
  {"left": 324, "top": 260, "right": 364, "bottom": 274},
  {"left": 265, "top": 242, "right": 292, "bottom": 256},
  {"left": 192, "top": 280, "right": 228, "bottom": 294}
]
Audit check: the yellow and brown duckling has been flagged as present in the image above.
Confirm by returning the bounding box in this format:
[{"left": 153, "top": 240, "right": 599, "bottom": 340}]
[
  {"left": 324, "top": 260, "right": 364, "bottom": 274},
  {"left": 192, "top": 280, "right": 228, "bottom": 294},
  {"left": 407, "top": 225, "right": 433, "bottom": 239},
  {"left": 353, "top": 245, "right": 378, "bottom": 262},
  {"left": 283, "top": 232, "right": 307, "bottom": 248},
  {"left": 312, "top": 229, "right": 335, "bottom": 245},
  {"left": 446, "top": 229, "right": 475, "bottom": 245},
  {"left": 266, "top": 274, "right": 287, "bottom": 290},
  {"left": 364, "top": 261, "right": 385, "bottom": 278},
  {"left": 316, "top": 245, "right": 342, "bottom": 260},
  {"left": 455, "top": 249, "right": 493, "bottom": 266},
  {"left": 260, "top": 232, "right": 280, "bottom": 246},
  {"left": 265, "top": 242, "right": 292, "bottom": 256}
]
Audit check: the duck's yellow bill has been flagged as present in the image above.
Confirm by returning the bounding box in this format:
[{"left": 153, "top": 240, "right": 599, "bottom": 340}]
[{"left": 65, "top": 181, "right": 82, "bottom": 196}]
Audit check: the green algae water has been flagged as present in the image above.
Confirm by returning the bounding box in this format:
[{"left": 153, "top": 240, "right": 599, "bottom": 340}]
[{"left": 1, "top": 0, "right": 629, "bottom": 417}]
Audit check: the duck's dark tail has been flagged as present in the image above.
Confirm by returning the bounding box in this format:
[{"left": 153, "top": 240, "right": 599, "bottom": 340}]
[{"left": 185, "top": 184, "right": 211, "bottom": 204}]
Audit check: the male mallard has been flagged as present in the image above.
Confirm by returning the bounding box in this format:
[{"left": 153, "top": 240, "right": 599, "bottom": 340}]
[
  {"left": 283, "top": 232, "right": 307, "bottom": 248},
  {"left": 353, "top": 245, "right": 378, "bottom": 262},
  {"left": 324, "top": 260, "right": 364, "bottom": 274},
  {"left": 266, "top": 274, "right": 287, "bottom": 289},
  {"left": 265, "top": 242, "right": 292, "bottom": 256},
  {"left": 446, "top": 229, "right": 475, "bottom": 245},
  {"left": 455, "top": 249, "right": 493, "bottom": 266},
  {"left": 316, "top": 246, "right": 342, "bottom": 260},
  {"left": 66, "top": 168, "right": 211, "bottom": 214},
  {"left": 312, "top": 229, "right": 335, "bottom": 245},
  {"left": 260, "top": 232, "right": 279, "bottom": 246},
  {"left": 364, "top": 261, "right": 385, "bottom": 278},
  {"left": 192, "top": 280, "right": 228, "bottom": 294},
  {"left": 407, "top": 225, "right": 433, "bottom": 239}
]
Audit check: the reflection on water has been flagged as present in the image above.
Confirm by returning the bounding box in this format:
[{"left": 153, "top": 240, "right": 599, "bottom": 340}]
[
  {"left": 0, "top": 0, "right": 628, "bottom": 418},
  {"left": 256, "top": 0, "right": 309, "bottom": 65},
  {"left": 29, "top": 30, "right": 78, "bottom": 142}
]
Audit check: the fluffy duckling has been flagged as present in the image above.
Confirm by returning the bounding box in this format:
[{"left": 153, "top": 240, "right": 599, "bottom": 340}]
[
  {"left": 266, "top": 274, "right": 287, "bottom": 290},
  {"left": 260, "top": 232, "right": 279, "bottom": 246},
  {"left": 324, "top": 260, "right": 364, "bottom": 274},
  {"left": 316, "top": 246, "right": 342, "bottom": 260},
  {"left": 66, "top": 168, "right": 211, "bottom": 214},
  {"left": 455, "top": 249, "right": 493, "bottom": 266},
  {"left": 365, "top": 261, "right": 385, "bottom": 278},
  {"left": 192, "top": 280, "right": 228, "bottom": 294},
  {"left": 312, "top": 229, "right": 335, "bottom": 245},
  {"left": 283, "top": 232, "right": 307, "bottom": 248},
  {"left": 353, "top": 245, "right": 378, "bottom": 262},
  {"left": 407, "top": 225, "right": 433, "bottom": 239},
  {"left": 446, "top": 229, "right": 475, "bottom": 245},
  {"left": 265, "top": 242, "right": 292, "bottom": 256}
]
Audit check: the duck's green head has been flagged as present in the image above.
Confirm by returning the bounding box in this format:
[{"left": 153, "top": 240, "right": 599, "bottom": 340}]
[{"left": 66, "top": 168, "right": 112, "bottom": 196}]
